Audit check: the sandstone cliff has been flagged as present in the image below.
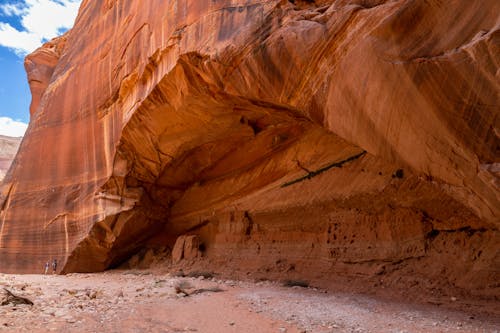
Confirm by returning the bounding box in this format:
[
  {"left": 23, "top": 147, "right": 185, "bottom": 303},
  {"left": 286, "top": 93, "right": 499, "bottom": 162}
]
[
  {"left": 0, "top": 0, "right": 498, "bottom": 298},
  {"left": 0, "top": 135, "right": 21, "bottom": 182}
]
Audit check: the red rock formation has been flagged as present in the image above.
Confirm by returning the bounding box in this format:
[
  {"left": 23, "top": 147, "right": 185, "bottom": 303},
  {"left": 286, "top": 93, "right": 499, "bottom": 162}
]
[
  {"left": 172, "top": 235, "right": 201, "bottom": 263},
  {"left": 0, "top": 135, "right": 21, "bottom": 182},
  {"left": 24, "top": 36, "right": 67, "bottom": 118},
  {"left": 0, "top": 0, "right": 498, "bottom": 298}
]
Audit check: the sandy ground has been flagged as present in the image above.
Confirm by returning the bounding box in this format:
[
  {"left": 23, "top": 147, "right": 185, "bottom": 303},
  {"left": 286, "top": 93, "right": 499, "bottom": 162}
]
[{"left": 0, "top": 270, "right": 499, "bottom": 333}]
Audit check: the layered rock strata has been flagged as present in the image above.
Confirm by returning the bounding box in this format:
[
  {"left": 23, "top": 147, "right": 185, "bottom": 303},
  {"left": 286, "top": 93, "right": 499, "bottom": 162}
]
[{"left": 0, "top": 0, "right": 498, "bottom": 297}]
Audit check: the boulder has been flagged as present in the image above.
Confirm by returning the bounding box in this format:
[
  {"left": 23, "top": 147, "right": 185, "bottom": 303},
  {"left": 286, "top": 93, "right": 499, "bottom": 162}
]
[{"left": 172, "top": 235, "right": 201, "bottom": 263}]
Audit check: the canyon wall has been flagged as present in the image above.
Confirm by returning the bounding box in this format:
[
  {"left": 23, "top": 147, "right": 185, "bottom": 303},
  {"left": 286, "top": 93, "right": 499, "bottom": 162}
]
[
  {"left": 0, "top": 0, "right": 498, "bottom": 297},
  {"left": 0, "top": 135, "right": 21, "bottom": 182}
]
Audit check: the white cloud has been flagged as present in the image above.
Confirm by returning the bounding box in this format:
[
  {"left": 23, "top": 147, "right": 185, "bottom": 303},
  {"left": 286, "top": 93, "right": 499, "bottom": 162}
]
[
  {"left": 0, "top": 22, "right": 41, "bottom": 56},
  {"left": 0, "top": 117, "right": 28, "bottom": 137},
  {"left": 0, "top": 3, "right": 28, "bottom": 16},
  {"left": 0, "top": 0, "right": 81, "bottom": 56}
]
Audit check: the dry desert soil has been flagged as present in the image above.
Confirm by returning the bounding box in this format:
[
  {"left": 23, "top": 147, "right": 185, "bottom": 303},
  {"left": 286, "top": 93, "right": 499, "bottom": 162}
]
[{"left": 0, "top": 269, "right": 499, "bottom": 333}]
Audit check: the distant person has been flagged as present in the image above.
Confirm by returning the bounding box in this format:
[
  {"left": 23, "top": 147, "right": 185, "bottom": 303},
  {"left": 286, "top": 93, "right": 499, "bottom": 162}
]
[
  {"left": 52, "top": 259, "right": 57, "bottom": 274},
  {"left": 44, "top": 261, "right": 50, "bottom": 274}
]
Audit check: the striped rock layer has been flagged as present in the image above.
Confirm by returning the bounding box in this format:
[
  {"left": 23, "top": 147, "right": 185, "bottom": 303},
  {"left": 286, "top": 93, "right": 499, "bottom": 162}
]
[{"left": 0, "top": 0, "right": 498, "bottom": 297}]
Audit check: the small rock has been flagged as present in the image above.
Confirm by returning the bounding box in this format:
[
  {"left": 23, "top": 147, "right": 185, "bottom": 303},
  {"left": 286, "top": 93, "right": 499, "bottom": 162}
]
[
  {"left": 87, "top": 290, "right": 102, "bottom": 299},
  {"left": 0, "top": 289, "right": 34, "bottom": 306},
  {"left": 54, "top": 310, "right": 67, "bottom": 317},
  {"left": 229, "top": 321, "right": 235, "bottom": 326},
  {"left": 64, "top": 316, "right": 76, "bottom": 323},
  {"left": 67, "top": 290, "right": 77, "bottom": 296},
  {"left": 44, "top": 309, "right": 56, "bottom": 316}
]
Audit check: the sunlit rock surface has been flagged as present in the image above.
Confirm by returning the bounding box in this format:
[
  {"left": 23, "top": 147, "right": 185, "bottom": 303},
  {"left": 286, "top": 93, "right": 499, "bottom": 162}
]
[
  {"left": 0, "top": 136, "right": 21, "bottom": 182},
  {"left": 0, "top": 0, "right": 498, "bottom": 297},
  {"left": 24, "top": 35, "right": 67, "bottom": 118}
]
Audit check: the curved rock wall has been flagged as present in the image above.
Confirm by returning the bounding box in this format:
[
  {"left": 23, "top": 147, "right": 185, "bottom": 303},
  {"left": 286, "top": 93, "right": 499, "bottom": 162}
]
[{"left": 0, "top": 0, "right": 498, "bottom": 297}]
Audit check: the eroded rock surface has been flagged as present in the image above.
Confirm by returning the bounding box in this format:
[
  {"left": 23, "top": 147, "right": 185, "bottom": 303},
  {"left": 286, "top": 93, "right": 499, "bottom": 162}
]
[
  {"left": 0, "top": 0, "right": 498, "bottom": 299},
  {"left": 172, "top": 235, "right": 201, "bottom": 263},
  {"left": 24, "top": 35, "right": 67, "bottom": 118}
]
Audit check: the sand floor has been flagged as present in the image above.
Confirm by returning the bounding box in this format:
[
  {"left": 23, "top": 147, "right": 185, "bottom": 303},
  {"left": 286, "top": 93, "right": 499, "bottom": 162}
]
[{"left": 0, "top": 270, "right": 499, "bottom": 333}]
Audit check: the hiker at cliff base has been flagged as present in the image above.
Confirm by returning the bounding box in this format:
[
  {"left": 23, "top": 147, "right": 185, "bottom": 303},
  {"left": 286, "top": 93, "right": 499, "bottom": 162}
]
[
  {"left": 44, "top": 261, "right": 50, "bottom": 274},
  {"left": 52, "top": 259, "right": 57, "bottom": 274}
]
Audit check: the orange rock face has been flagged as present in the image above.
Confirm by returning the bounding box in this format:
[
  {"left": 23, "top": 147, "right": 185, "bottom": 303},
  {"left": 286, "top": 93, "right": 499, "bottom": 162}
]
[
  {"left": 172, "top": 235, "right": 201, "bottom": 263},
  {"left": 0, "top": 0, "right": 498, "bottom": 297},
  {"left": 24, "top": 36, "right": 67, "bottom": 117}
]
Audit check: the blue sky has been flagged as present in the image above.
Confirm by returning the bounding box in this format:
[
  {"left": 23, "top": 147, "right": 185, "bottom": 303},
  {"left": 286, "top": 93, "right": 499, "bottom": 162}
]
[{"left": 0, "top": 0, "right": 81, "bottom": 137}]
